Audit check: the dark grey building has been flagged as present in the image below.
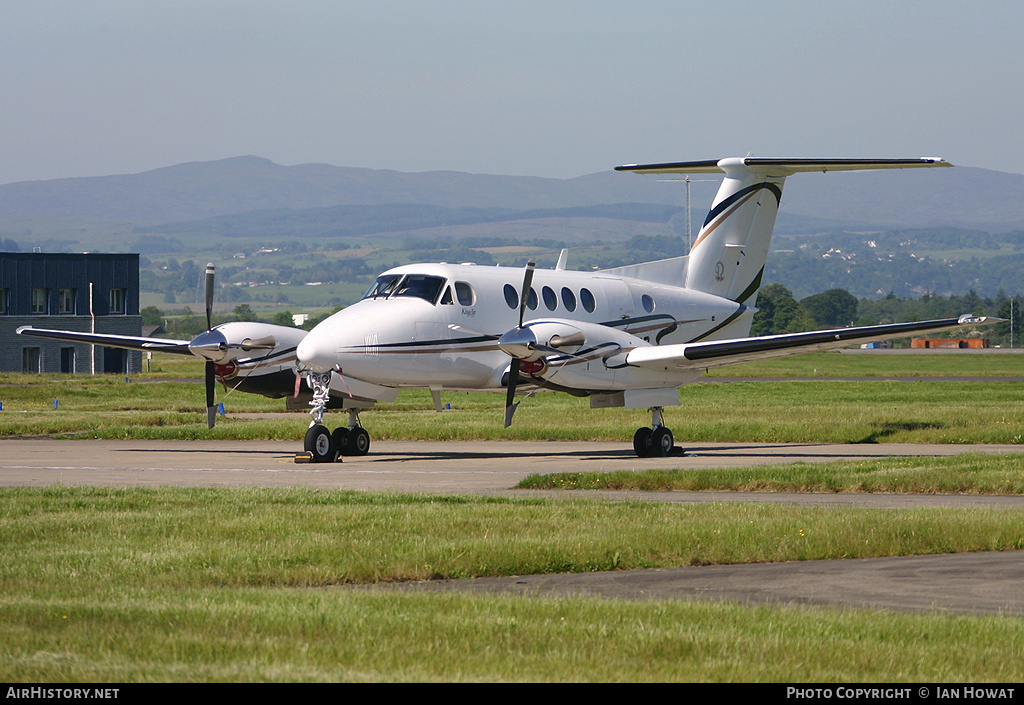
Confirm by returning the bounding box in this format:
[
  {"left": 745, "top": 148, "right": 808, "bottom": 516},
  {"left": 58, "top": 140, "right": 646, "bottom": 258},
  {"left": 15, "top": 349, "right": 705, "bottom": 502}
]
[{"left": 1, "top": 253, "right": 142, "bottom": 373}]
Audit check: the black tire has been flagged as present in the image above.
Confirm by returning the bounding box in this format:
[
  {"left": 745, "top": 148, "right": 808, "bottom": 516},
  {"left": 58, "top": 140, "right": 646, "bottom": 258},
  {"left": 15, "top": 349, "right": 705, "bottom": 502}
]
[
  {"left": 304, "top": 424, "right": 335, "bottom": 463},
  {"left": 331, "top": 427, "right": 349, "bottom": 461},
  {"left": 633, "top": 427, "right": 652, "bottom": 458},
  {"left": 346, "top": 427, "right": 370, "bottom": 456},
  {"left": 648, "top": 427, "right": 674, "bottom": 457}
]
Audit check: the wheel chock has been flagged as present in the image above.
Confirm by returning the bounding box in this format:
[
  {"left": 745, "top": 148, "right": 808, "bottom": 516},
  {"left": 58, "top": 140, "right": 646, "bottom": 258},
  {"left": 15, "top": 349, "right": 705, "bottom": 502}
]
[{"left": 294, "top": 452, "right": 313, "bottom": 464}]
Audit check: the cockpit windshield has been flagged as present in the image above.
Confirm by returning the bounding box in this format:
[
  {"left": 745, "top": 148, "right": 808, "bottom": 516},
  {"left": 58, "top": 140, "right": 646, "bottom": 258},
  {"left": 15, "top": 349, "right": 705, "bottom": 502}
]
[
  {"left": 361, "top": 274, "right": 402, "bottom": 300},
  {"left": 361, "top": 274, "right": 446, "bottom": 304}
]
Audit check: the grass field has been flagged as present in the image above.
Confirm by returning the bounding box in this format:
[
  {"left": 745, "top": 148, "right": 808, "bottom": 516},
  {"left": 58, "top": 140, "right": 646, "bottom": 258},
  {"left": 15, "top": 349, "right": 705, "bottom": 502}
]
[
  {"left": 2, "top": 351, "right": 1023, "bottom": 444},
  {"left": 2, "top": 351, "right": 1023, "bottom": 681},
  {"left": 2, "top": 486, "right": 1023, "bottom": 682}
]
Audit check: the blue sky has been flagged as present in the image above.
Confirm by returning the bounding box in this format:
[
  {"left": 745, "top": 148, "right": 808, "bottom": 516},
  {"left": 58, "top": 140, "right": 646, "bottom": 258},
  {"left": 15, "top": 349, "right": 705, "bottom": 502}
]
[{"left": 3, "top": 1, "right": 1022, "bottom": 184}]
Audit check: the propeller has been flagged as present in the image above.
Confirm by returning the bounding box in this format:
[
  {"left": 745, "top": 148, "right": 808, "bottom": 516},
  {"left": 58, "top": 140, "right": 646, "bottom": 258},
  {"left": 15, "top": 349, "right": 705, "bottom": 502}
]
[
  {"left": 185, "top": 263, "right": 282, "bottom": 428},
  {"left": 502, "top": 260, "right": 535, "bottom": 427}
]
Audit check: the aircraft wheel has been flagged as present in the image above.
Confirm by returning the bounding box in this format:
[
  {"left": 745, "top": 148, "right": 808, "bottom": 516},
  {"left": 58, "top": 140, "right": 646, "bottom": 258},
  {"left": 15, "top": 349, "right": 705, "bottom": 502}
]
[
  {"left": 648, "top": 427, "right": 674, "bottom": 457},
  {"left": 344, "top": 427, "right": 371, "bottom": 456},
  {"left": 304, "top": 424, "right": 335, "bottom": 463},
  {"left": 633, "top": 427, "right": 652, "bottom": 458},
  {"left": 331, "top": 428, "right": 349, "bottom": 461}
]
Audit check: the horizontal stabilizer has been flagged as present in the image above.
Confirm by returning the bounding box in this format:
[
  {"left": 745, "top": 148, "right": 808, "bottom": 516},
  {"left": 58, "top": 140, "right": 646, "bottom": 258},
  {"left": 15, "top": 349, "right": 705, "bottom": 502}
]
[
  {"left": 615, "top": 157, "right": 951, "bottom": 176},
  {"left": 626, "top": 315, "right": 999, "bottom": 370}
]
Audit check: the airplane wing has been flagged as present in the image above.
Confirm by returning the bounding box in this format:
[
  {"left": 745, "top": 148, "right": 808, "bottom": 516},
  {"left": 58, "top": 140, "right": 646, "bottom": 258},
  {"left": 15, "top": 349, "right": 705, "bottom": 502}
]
[
  {"left": 16, "top": 327, "right": 194, "bottom": 355},
  {"left": 625, "top": 315, "right": 998, "bottom": 370}
]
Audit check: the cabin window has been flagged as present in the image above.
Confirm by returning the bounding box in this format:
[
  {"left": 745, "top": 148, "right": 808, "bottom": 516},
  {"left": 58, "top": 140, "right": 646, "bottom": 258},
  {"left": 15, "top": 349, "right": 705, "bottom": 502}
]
[
  {"left": 455, "top": 281, "right": 475, "bottom": 306},
  {"left": 580, "top": 288, "right": 596, "bottom": 313},
  {"left": 503, "top": 284, "right": 519, "bottom": 309},
  {"left": 561, "top": 287, "right": 576, "bottom": 312},
  {"left": 641, "top": 294, "right": 655, "bottom": 313},
  {"left": 542, "top": 286, "right": 557, "bottom": 311},
  {"left": 527, "top": 288, "right": 538, "bottom": 310},
  {"left": 362, "top": 274, "right": 402, "bottom": 300},
  {"left": 393, "top": 275, "right": 445, "bottom": 303}
]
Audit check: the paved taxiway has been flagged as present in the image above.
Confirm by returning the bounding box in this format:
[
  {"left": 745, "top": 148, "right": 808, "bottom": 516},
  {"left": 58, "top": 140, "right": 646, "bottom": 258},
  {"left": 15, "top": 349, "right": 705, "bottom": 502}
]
[{"left": 2, "top": 438, "right": 1022, "bottom": 615}]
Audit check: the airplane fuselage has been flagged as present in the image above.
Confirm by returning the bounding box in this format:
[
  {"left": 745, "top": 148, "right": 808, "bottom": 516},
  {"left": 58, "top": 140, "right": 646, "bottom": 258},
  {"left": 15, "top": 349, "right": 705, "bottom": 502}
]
[{"left": 296, "top": 261, "right": 744, "bottom": 394}]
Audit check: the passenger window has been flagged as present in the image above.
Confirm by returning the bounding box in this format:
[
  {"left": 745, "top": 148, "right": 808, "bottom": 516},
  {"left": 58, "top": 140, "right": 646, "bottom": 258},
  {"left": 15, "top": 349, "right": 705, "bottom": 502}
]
[
  {"left": 580, "top": 288, "right": 596, "bottom": 313},
  {"left": 561, "top": 287, "right": 576, "bottom": 312},
  {"left": 455, "top": 281, "right": 475, "bottom": 306},
  {"left": 542, "top": 286, "right": 557, "bottom": 311},
  {"left": 642, "top": 294, "right": 655, "bottom": 313},
  {"left": 504, "top": 284, "right": 519, "bottom": 309},
  {"left": 527, "top": 288, "right": 538, "bottom": 310}
]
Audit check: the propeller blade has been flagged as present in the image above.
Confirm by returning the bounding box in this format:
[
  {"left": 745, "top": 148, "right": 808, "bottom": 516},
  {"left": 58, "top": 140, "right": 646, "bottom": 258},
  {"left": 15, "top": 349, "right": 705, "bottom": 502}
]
[
  {"left": 293, "top": 371, "right": 303, "bottom": 399},
  {"left": 205, "top": 360, "right": 216, "bottom": 429},
  {"left": 204, "top": 263, "right": 215, "bottom": 331},
  {"left": 518, "top": 260, "right": 536, "bottom": 329},
  {"left": 504, "top": 359, "right": 520, "bottom": 428}
]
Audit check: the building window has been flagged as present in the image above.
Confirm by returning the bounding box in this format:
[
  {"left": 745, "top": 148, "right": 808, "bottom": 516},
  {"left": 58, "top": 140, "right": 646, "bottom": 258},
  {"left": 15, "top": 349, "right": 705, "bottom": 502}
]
[
  {"left": 0, "top": 288, "right": 8, "bottom": 314},
  {"left": 23, "top": 347, "right": 41, "bottom": 373},
  {"left": 32, "top": 288, "right": 48, "bottom": 314},
  {"left": 59, "top": 288, "right": 76, "bottom": 314},
  {"left": 60, "top": 347, "right": 76, "bottom": 373},
  {"left": 109, "top": 288, "right": 125, "bottom": 314}
]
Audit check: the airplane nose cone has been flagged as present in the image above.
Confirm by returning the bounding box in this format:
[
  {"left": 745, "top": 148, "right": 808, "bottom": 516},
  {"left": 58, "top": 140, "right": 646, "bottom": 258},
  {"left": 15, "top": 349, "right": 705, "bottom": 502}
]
[{"left": 296, "top": 327, "right": 338, "bottom": 373}]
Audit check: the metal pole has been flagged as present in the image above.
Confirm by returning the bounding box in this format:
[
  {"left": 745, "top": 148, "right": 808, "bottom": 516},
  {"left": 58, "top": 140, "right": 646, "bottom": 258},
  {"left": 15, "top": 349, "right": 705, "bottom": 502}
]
[{"left": 89, "top": 282, "right": 95, "bottom": 375}]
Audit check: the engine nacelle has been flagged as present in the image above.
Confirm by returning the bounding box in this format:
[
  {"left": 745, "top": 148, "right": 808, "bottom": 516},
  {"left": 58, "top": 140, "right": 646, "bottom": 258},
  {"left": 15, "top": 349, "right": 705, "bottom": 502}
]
[{"left": 506, "top": 319, "right": 702, "bottom": 392}]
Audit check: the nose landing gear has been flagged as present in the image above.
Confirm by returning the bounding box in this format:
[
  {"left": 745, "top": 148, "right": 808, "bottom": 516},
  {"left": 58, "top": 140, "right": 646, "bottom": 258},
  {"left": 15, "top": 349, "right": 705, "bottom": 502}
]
[{"left": 296, "top": 371, "right": 371, "bottom": 463}]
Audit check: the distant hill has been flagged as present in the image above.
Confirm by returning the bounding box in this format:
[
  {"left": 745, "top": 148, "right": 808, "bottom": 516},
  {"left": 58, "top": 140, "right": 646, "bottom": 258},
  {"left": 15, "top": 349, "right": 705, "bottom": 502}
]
[{"left": 2, "top": 155, "right": 1022, "bottom": 231}]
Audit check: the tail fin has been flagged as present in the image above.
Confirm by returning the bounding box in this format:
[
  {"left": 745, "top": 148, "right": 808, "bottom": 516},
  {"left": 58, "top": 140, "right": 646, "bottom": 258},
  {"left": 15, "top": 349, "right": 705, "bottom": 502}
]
[{"left": 615, "top": 157, "right": 950, "bottom": 304}]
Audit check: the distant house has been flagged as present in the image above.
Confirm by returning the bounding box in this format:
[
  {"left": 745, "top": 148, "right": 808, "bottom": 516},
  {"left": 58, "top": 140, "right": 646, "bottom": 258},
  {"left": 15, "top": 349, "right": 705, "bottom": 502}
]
[
  {"left": 911, "top": 337, "right": 990, "bottom": 349},
  {"left": 0, "top": 253, "right": 142, "bottom": 373}
]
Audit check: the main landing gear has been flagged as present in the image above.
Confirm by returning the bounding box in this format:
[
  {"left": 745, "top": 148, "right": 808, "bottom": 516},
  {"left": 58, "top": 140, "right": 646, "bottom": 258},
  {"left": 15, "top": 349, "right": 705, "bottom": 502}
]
[
  {"left": 632, "top": 406, "right": 675, "bottom": 458},
  {"left": 300, "top": 371, "right": 371, "bottom": 463}
]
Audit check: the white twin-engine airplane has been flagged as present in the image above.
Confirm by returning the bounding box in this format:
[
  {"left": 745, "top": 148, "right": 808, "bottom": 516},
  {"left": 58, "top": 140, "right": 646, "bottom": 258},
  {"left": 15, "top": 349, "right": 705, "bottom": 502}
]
[{"left": 19, "top": 156, "right": 997, "bottom": 460}]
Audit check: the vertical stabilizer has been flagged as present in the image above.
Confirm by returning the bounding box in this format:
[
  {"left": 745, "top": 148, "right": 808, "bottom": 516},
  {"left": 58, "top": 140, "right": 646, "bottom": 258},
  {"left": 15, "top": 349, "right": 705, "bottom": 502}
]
[{"left": 615, "top": 157, "right": 950, "bottom": 306}]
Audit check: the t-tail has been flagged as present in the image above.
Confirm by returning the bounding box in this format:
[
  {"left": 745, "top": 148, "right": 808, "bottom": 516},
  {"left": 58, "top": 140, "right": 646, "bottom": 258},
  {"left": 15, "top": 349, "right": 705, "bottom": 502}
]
[{"left": 616, "top": 157, "right": 951, "bottom": 306}]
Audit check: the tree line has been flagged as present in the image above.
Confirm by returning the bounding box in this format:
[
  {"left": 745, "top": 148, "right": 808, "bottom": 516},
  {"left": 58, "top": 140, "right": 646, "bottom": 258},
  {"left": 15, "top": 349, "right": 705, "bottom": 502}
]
[{"left": 751, "top": 284, "right": 1022, "bottom": 347}]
